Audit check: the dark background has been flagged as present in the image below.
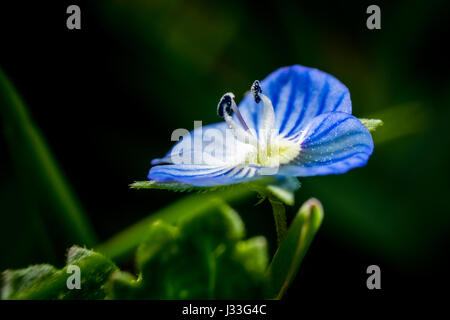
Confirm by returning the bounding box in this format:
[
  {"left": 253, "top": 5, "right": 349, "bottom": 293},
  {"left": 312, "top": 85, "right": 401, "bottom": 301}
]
[{"left": 1, "top": 0, "right": 449, "bottom": 301}]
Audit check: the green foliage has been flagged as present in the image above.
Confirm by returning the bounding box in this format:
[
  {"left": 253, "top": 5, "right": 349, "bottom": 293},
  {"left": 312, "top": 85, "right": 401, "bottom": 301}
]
[
  {"left": 63, "top": 247, "right": 118, "bottom": 300},
  {"left": 1, "top": 247, "right": 117, "bottom": 300},
  {"left": 0, "top": 67, "right": 97, "bottom": 257},
  {"left": 95, "top": 189, "right": 255, "bottom": 263},
  {"left": 1, "top": 264, "right": 58, "bottom": 300},
  {"left": 106, "top": 203, "right": 268, "bottom": 299},
  {"left": 2, "top": 198, "right": 324, "bottom": 300},
  {"left": 99, "top": 177, "right": 300, "bottom": 264}
]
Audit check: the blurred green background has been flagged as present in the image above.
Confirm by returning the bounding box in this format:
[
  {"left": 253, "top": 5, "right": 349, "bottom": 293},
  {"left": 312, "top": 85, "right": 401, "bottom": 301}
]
[{"left": 1, "top": 0, "right": 449, "bottom": 297}]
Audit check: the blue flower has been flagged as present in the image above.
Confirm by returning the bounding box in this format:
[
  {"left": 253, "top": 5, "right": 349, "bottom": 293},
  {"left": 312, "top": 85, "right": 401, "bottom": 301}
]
[{"left": 148, "top": 65, "right": 374, "bottom": 186}]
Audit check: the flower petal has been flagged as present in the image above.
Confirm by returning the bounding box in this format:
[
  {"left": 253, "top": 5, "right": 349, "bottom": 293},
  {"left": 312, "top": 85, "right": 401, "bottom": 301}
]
[
  {"left": 278, "top": 112, "right": 373, "bottom": 176},
  {"left": 151, "top": 122, "right": 255, "bottom": 167},
  {"left": 148, "top": 164, "right": 259, "bottom": 186},
  {"left": 237, "top": 65, "right": 352, "bottom": 138},
  {"left": 149, "top": 122, "right": 260, "bottom": 186}
]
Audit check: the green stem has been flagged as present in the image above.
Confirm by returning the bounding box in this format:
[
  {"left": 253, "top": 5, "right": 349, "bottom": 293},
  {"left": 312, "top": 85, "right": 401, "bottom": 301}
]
[{"left": 269, "top": 197, "right": 287, "bottom": 246}]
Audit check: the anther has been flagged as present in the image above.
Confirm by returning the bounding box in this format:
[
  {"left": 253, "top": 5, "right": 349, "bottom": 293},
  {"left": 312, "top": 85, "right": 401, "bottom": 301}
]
[
  {"left": 217, "top": 93, "right": 234, "bottom": 117},
  {"left": 251, "top": 80, "right": 262, "bottom": 103}
]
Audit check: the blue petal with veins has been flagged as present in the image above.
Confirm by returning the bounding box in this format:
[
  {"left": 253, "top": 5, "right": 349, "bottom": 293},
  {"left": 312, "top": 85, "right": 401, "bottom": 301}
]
[{"left": 148, "top": 65, "right": 373, "bottom": 186}]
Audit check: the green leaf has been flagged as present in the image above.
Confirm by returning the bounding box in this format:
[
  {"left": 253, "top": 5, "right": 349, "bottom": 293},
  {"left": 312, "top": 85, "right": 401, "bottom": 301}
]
[
  {"left": 132, "top": 203, "right": 250, "bottom": 299},
  {"left": 134, "top": 220, "right": 203, "bottom": 299},
  {"left": 1, "top": 246, "right": 117, "bottom": 300},
  {"left": 96, "top": 187, "right": 256, "bottom": 262},
  {"left": 180, "top": 201, "right": 245, "bottom": 245},
  {"left": 105, "top": 202, "right": 268, "bottom": 299},
  {"left": 266, "top": 198, "right": 324, "bottom": 299},
  {"left": 214, "top": 236, "right": 268, "bottom": 299},
  {"left": 110, "top": 177, "right": 299, "bottom": 264},
  {"left": 1, "top": 264, "right": 58, "bottom": 300},
  {"left": 61, "top": 247, "right": 118, "bottom": 300},
  {"left": 135, "top": 221, "right": 180, "bottom": 272},
  {"left": 359, "top": 118, "right": 384, "bottom": 132},
  {"left": 233, "top": 237, "right": 268, "bottom": 276},
  {"left": 104, "top": 271, "right": 141, "bottom": 300},
  {"left": 0, "top": 67, "right": 97, "bottom": 248},
  {"left": 3, "top": 203, "right": 271, "bottom": 300}
]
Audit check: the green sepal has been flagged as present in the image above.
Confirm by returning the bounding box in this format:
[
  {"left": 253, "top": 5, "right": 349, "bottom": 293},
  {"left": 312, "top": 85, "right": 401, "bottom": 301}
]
[
  {"left": 359, "top": 118, "right": 384, "bottom": 132},
  {"left": 265, "top": 177, "right": 301, "bottom": 206},
  {"left": 130, "top": 178, "right": 272, "bottom": 193}
]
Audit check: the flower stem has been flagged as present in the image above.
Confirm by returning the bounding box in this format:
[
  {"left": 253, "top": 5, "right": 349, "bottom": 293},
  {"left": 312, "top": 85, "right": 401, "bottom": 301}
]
[{"left": 269, "top": 197, "right": 287, "bottom": 246}]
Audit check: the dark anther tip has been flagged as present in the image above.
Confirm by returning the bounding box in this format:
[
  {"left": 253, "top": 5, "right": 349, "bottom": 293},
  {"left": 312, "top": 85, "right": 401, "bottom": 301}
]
[
  {"left": 251, "top": 80, "right": 262, "bottom": 103},
  {"left": 217, "top": 93, "right": 233, "bottom": 117}
]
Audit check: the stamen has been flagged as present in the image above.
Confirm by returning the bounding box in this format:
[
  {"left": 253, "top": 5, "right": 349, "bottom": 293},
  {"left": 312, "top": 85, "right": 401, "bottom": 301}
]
[
  {"left": 223, "top": 112, "right": 257, "bottom": 146},
  {"left": 217, "top": 93, "right": 256, "bottom": 146},
  {"left": 217, "top": 92, "right": 251, "bottom": 132},
  {"left": 260, "top": 94, "right": 276, "bottom": 135},
  {"left": 250, "top": 80, "right": 276, "bottom": 142}
]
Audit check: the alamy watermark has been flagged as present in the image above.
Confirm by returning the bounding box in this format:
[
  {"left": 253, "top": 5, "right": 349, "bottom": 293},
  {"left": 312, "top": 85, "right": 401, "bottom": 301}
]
[
  {"left": 366, "top": 265, "right": 381, "bottom": 290},
  {"left": 66, "top": 5, "right": 81, "bottom": 30},
  {"left": 366, "top": 5, "right": 381, "bottom": 30},
  {"left": 66, "top": 265, "right": 81, "bottom": 290},
  {"left": 163, "top": 121, "right": 306, "bottom": 175}
]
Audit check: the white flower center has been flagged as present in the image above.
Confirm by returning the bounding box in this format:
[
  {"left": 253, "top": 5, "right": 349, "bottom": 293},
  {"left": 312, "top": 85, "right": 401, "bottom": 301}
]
[{"left": 218, "top": 81, "right": 302, "bottom": 169}]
